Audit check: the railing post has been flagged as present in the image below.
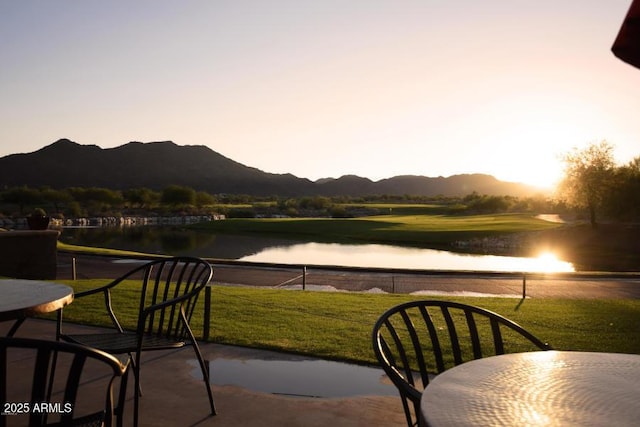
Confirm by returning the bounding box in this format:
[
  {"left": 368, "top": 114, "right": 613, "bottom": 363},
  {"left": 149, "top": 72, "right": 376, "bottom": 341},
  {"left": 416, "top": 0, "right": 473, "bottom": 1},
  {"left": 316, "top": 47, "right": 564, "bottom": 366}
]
[
  {"left": 203, "top": 285, "right": 212, "bottom": 341},
  {"left": 72, "top": 257, "right": 77, "bottom": 280},
  {"left": 302, "top": 266, "right": 306, "bottom": 290},
  {"left": 522, "top": 273, "right": 527, "bottom": 299}
]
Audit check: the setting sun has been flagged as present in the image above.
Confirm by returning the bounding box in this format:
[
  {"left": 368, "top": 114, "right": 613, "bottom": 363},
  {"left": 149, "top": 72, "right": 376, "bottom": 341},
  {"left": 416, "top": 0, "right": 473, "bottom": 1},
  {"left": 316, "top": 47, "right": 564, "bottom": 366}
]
[{"left": 496, "top": 157, "right": 564, "bottom": 190}]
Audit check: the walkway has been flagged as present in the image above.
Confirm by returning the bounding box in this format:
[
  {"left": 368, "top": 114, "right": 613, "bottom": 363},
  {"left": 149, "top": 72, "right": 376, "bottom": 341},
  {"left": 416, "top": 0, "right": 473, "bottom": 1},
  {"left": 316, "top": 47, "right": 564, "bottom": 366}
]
[{"left": 2, "top": 319, "right": 405, "bottom": 427}]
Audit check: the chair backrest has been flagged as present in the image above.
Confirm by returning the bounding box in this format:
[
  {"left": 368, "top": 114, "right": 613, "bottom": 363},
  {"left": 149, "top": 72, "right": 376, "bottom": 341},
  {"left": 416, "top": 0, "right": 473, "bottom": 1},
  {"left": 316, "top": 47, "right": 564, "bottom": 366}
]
[
  {"left": 0, "top": 337, "right": 127, "bottom": 427},
  {"left": 121, "top": 257, "right": 213, "bottom": 340},
  {"left": 372, "top": 300, "right": 551, "bottom": 427}
]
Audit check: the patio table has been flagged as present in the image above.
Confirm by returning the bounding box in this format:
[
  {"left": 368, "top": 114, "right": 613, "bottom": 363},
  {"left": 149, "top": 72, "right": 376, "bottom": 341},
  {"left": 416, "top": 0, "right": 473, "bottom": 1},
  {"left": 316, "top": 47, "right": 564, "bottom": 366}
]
[
  {"left": 0, "top": 279, "right": 73, "bottom": 336},
  {"left": 420, "top": 350, "right": 640, "bottom": 426}
]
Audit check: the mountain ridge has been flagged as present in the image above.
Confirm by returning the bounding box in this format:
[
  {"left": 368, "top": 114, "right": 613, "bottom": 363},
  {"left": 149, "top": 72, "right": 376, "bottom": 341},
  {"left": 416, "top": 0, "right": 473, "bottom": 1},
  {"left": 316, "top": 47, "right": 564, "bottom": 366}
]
[{"left": 0, "top": 139, "right": 544, "bottom": 197}]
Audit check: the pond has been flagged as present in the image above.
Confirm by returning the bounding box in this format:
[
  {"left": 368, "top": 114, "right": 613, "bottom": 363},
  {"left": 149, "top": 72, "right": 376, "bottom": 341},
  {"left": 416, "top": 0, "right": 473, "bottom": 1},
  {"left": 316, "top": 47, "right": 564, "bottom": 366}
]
[{"left": 58, "top": 226, "right": 575, "bottom": 273}]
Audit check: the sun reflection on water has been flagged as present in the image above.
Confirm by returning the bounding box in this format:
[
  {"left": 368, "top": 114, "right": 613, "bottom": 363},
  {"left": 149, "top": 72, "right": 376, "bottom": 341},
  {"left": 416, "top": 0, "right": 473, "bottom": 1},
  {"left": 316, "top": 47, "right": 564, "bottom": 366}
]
[
  {"left": 241, "top": 243, "right": 575, "bottom": 273},
  {"left": 485, "top": 250, "right": 574, "bottom": 273},
  {"left": 532, "top": 251, "right": 574, "bottom": 273}
]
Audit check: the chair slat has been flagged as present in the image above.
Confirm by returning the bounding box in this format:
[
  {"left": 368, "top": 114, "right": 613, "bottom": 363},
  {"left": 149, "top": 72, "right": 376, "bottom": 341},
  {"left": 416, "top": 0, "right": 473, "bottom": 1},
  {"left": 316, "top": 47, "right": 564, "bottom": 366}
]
[
  {"left": 399, "top": 309, "right": 430, "bottom": 387},
  {"left": 59, "top": 353, "right": 86, "bottom": 425},
  {"left": 440, "top": 306, "right": 462, "bottom": 366},
  {"left": 419, "top": 306, "right": 445, "bottom": 374},
  {"left": 491, "top": 318, "right": 505, "bottom": 354},
  {"left": 465, "top": 311, "right": 482, "bottom": 360}
]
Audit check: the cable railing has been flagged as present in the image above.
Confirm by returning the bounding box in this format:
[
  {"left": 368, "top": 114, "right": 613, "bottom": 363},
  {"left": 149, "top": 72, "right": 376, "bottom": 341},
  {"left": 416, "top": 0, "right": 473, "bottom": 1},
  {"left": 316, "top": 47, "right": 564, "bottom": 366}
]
[{"left": 58, "top": 252, "right": 640, "bottom": 341}]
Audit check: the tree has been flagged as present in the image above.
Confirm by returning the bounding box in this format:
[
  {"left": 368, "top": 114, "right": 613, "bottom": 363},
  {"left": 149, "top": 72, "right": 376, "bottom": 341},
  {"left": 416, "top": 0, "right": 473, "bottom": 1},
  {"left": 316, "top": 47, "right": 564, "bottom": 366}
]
[
  {"left": 41, "top": 188, "right": 72, "bottom": 215},
  {"left": 605, "top": 156, "right": 640, "bottom": 220},
  {"left": 558, "top": 141, "right": 616, "bottom": 227},
  {"left": 161, "top": 185, "right": 196, "bottom": 208},
  {"left": 195, "top": 191, "right": 216, "bottom": 208},
  {"left": 123, "top": 188, "right": 159, "bottom": 209},
  {"left": 1, "top": 186, "right": 42, "bottom": 214},
  {"left": 66, "top": 187, "right": 123, "bottom": 215}
]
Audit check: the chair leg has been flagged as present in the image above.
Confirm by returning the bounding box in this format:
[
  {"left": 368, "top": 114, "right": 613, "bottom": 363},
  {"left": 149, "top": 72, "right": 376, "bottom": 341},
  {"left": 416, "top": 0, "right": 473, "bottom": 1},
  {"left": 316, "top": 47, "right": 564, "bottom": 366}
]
[
  {"left": 46, "top": 349, "right": 58, "bottom": 403},
  {"left": 191, "top": 340, "right": 216, "bottom": 415},
  {"left": 181, "top": 310, "right": 216, "bottom": 415},
  {"left": 116, "top": 361, "right": 130, "bottom": 427},
  {"left": 133, "top": 352, "right": 141, "bottom": 427},
  {"left": 129, "top": 352, "right": 143, "bottom": 397}
]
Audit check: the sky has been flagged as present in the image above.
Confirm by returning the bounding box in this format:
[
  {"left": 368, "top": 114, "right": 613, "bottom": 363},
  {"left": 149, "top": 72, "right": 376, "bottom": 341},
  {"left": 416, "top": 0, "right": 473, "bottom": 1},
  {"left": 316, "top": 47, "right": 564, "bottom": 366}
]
[{"left": 1, "top": 0, "right": 639, "bottom": 189}]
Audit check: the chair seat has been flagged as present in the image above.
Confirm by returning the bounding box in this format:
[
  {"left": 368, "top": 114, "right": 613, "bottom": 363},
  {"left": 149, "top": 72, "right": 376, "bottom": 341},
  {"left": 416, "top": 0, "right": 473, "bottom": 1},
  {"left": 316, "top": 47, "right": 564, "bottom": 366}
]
[{"left": 62, "top": 332, "right": 187, "bottom": 354}]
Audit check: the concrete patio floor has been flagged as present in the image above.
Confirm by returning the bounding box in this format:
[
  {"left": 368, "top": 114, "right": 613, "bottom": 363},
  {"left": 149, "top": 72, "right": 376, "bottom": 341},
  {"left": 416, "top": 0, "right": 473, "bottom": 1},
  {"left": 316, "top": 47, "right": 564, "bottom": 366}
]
[{"left": 2, "top": 319, "right": 406, "bottom": 427}]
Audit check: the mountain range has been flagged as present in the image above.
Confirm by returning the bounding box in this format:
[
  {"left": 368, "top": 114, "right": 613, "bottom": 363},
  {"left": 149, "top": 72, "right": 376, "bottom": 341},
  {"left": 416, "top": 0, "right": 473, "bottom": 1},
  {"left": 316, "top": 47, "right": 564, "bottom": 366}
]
[{"left": 0, "top": 139, "right": 544, "bottom": 197}]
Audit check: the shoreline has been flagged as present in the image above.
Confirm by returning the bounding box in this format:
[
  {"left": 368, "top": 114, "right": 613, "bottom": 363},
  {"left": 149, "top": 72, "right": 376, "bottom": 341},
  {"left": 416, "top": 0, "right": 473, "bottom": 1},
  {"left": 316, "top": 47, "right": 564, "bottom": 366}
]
[
  {"left": 51, "top": 220, "right": 640, "bottom": 273},
  {"left": 55, "top": 252, "right": 640, "bottom": 299}
]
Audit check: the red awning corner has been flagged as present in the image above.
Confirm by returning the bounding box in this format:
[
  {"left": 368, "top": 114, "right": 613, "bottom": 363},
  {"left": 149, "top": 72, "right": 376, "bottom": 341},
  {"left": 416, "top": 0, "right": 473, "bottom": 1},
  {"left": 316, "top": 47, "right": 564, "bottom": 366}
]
[{"left": 612, "top": 0, "right": 640, "bottom": 69}]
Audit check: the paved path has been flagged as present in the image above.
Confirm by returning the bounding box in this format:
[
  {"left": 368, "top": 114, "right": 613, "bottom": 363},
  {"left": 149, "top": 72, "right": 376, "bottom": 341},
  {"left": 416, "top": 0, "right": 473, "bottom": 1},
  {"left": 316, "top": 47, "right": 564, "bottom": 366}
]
[
  {"left": 2, "top": 319, "right": 405, "bottom": 427},
  {"left": 57, "top": 253, "right": 640, "bottom": 299}
]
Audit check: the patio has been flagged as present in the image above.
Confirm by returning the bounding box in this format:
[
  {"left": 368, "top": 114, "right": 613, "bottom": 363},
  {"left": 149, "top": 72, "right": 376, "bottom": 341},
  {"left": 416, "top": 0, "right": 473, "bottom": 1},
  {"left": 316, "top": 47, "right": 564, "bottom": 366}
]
[{"left": 1, "top": 318, "right": 405, "bottom": 427}]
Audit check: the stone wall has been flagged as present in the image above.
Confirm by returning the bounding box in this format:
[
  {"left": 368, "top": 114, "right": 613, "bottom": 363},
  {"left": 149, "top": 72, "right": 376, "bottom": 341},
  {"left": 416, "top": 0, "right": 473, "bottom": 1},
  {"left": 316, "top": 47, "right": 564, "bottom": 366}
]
[{"left": 0, "top": 230, "right": 59, "bottom": 279}]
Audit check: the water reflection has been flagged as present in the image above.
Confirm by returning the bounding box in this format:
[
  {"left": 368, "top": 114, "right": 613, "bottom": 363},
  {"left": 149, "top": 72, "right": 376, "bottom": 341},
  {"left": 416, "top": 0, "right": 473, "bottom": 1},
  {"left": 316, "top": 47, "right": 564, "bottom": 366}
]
[
  {"left": 60, "top": 227, "right": 295, "bottom": 259},
  {"left": 206, "top": 358, "right": 397, "bottom": 397},
  {"left": 59, "top": 227, "right": 574, "bottom": 273},
  {"left": 240, "top": 242, "right": 575, "bottom": 273}
]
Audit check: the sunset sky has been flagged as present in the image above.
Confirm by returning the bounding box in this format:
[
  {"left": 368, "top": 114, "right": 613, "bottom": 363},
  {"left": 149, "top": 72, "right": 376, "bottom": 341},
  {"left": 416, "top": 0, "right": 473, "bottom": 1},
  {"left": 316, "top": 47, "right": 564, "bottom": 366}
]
[{"left": 1, "top": 0, "right": 638, "bottom": 189}]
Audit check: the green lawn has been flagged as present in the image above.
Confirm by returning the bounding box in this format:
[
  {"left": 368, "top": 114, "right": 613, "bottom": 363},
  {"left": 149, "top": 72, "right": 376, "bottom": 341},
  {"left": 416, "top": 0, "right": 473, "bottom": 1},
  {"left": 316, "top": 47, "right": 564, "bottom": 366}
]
[
  {"left": 55, "top": 280, "right": 640, "bottom": 365},
  {"left": 192, "top": 213, "right": 560, "bottom": 247},
  {"left": 57, "top": 241, "right": 155, "bottom": 257}
]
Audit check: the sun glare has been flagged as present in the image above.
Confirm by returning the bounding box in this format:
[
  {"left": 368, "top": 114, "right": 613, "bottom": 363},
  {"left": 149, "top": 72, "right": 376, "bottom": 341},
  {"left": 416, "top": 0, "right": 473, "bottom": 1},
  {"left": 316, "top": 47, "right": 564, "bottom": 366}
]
[
  {"left": 524, "top": 165, "right": 563, "bottom": 189},
  {"left": 533, "top": 252, "right": 574, "bottom": 273},
  {"left": 492, "top": 143, "right": 565, "bottom": 189}
]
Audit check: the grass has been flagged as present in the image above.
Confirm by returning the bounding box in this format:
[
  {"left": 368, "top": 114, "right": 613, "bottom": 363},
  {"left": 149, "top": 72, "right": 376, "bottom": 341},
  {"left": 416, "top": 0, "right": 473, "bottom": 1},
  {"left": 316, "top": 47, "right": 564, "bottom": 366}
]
[
  {"left": 339, "top": 203, "right": 458, "bottom": 215},
  {"left": 57, "top": 241, "right": 155, "bottom": 257},
  {"left": 54, "top": 280, "right": 640, "bottom": 365},
  {"left": 192, "top": 213, "right": 561, "bottom": 248}
]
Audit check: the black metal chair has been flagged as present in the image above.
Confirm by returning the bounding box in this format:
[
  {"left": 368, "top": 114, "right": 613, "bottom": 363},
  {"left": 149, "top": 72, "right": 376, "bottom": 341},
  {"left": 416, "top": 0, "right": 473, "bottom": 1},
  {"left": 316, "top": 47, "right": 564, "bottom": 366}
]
[
  {"left": 0, "top": 336, "right": 128, "bottom": 427},
  {"left": 56, "top": 257, "right": 215, "bottom": 427},
  {"left": 372, "top": 300, "right": 551, "bottom": 427}
]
